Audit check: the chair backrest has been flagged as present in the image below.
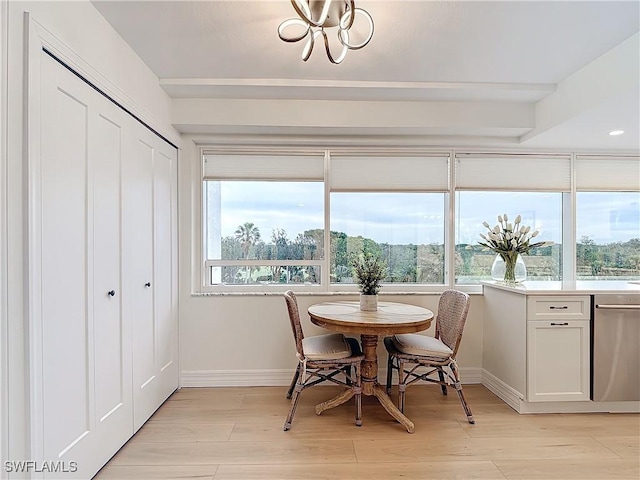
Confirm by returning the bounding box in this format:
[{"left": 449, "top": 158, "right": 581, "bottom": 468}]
[
  {"left": 284, "top": 290, "right": 305, "bottom": 358},
  {"left": 435, "top": 289, "right": 470, "bottom": 356}
]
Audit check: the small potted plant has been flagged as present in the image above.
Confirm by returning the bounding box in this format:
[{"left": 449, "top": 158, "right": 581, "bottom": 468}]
[{"left": 350, "top": 250, "right": 387, "bottom": 311}]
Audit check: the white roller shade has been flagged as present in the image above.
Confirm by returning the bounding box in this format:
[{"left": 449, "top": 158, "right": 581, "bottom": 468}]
[
  {"left": 203, "top": 153, "right": 324, "bottom": 181},
  {"left": 329, "top": 155, "right": 449, "bottom": 191},
  {"left": 456, "top": 154, "right": 571, "bottom": 191},
  {"left": 575, "top": 155, "right": 640, "bottom": 191}
]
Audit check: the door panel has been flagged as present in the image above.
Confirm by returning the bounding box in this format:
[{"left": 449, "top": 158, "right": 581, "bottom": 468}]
[
  {"left": 154, "top": 148, "right": 175, "bottom": 381},
  {"left": 527, "top": 320, "right": 590, "bottom": 402},
  {"left": 93, "top": 112, "right": 124, "bottom": 422},
  {"left": 41, "top": 63, "right": 91, "bottom": 462},
  {"left": 90, "top": 101, "right": 134, "bottom": 449},
  {"left": 123, "top": 135, "right": 157, "bottom": 430}
]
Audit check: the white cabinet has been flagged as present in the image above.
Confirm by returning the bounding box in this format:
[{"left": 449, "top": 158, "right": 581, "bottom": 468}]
[
  {"left": 30, "top": 52, "right": 178, "bottom": 479},
  {"left": 527, "top": 320, "right": 591, "bottom": 402},
  {"left": 483, "top": 285, "right": 593, "bottom": 412}
]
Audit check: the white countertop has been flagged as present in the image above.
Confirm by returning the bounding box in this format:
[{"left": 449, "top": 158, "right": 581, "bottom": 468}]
[{"left": 482, "top": 280, "right": 640, "bottom": 295}]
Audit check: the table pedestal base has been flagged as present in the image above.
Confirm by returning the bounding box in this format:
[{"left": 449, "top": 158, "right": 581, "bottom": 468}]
[{"left": 315, "top": 334, "right": 415, "bottom": 433}]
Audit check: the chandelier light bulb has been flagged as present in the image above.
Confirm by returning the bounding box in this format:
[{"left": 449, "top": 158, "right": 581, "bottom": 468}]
[{"left": 278, "top": 0, "right": 374, "bottom": 64}]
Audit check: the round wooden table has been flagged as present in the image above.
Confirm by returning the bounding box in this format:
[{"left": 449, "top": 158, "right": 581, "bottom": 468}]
[{"left": 308, "top": 301, "right": 433, "bottom": 433}]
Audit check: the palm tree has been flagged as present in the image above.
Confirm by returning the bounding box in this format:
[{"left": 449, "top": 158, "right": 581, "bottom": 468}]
[{"left": 235, "top": 222, "right": 261, "bottom": 283}]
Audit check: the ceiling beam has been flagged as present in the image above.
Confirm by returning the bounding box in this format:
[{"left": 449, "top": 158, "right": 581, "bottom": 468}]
[{"left": 522, "top": 32, "right": 640, "bottom": 144}]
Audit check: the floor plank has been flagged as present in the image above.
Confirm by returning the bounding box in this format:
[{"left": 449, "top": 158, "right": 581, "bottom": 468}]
[
  {"left": 594, "top": 435, "right": 640, "bottom": 458},
  {"left": 94, "top": 465, "right": 218, "bottom": 480},
  {"left": 353, "top": 436, "right": 620, "bottom": 463},
  {"left": 131, "top": 423, "right": 235, "bottom": 443},
  {"left": 495, "top": 458, "right": 640, "bottom": 480},
  {"left": 214, "top": 461, "right": 507, "bottom": 480},
  {"left": 107, "top": 440, "right": 357, "bottom": 466}
]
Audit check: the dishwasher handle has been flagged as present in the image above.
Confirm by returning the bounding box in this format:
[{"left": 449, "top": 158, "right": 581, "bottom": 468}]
[{"left": 595, "top": 304, "right": 640, "bottom": 310}]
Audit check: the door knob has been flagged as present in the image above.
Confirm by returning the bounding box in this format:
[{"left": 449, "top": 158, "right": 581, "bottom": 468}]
[
  {"left": 144, "top": 282, "right": 151, "bottom": 287},
  {"left": 107, "top": 290, "right": 116, "bottom": 297}
]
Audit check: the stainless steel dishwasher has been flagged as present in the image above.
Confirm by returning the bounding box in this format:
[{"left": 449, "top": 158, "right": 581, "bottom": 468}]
[{"left": 592, "top": 293, "right": 640, "bottom": 402}]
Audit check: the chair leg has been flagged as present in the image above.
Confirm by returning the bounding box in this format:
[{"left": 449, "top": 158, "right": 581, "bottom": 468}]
[
  {"left": 397, "top": 359, "right": 406, "bottom": 413},
  {"left": 284, "top": 382, "right": 304, "bottom": 431},
  {"left": 354, "top": 363, "right": 362, "bottom": 427},
  {"left": 345, "top": 365, "right": 353, "bottom": 386},
  {"left": 286, "top": 364, "right": 300, "bottom": 399},
  {"left": 386, "top": 354, "right": 394, "bottom": 395},
  {"left": 438, "top": 368, "right": 447, "bottom": 395},
  {"left": 450, "top": 361, "right": 475, "bottom": 424}
]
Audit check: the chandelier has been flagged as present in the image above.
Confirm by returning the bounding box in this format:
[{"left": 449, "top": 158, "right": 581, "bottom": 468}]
[{"left": 278, "top": 0, "right": 374, "bottom": 64}]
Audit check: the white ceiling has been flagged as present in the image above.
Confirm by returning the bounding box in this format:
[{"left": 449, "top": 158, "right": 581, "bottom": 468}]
[{"left": 92, "top": 0, "right": 640, "bottom": 150}]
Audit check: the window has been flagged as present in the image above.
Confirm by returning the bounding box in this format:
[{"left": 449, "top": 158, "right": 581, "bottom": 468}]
[
  {"left": 575, "top": 156, "right": 640, "bottom": 280},
  {"left": 199, "top": 149, "right": 640, "bottom": 291},
  {"left": 329, "top": 154, "right": 449, "bottom": 288},
  {"left": 203, "top": 151, "right": 325, "bottom": 287},
  {"left": 455, "top": 192, "right": 562, "bottom": 283},
  {"left": 454, "top": 154, "right": 569, "bottom": 284},
  {"left": 331, "top": 192, "right": 445, "bottom": 284}
]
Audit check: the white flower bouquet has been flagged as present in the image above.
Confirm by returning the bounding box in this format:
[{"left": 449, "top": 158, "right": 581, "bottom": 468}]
[{"left": 478, "top": 214, "right": 553, "bottom": 283}]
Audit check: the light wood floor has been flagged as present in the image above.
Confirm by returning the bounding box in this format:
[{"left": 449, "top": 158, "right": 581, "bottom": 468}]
[{"left": 94, "top": 384, "right": 640, "bottom": 480}]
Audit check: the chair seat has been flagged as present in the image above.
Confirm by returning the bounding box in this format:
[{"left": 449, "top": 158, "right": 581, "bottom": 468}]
[
  {"left": 302, "top": 333, "right": 352, "bottom": 360},
  {"left": 392, "top": 333, "right": 453, "bottom": 358}
]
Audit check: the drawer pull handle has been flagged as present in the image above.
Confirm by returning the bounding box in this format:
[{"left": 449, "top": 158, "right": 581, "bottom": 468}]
[
  {"left": 145, "top": 282, "right": 151, "bottom": 287},
  {"left": 549, "top": 306, "right": 568, "bottom": 310},
  {"left": 107, "top": 290, "right": 116, "bottom": 297},
  {"left": 550, "top": 322, "right": 569, "bottom": 326}
]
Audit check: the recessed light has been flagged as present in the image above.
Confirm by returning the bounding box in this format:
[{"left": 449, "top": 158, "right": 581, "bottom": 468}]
[{"left": 609, "top": 130, "right": 625, "bottom": 136}]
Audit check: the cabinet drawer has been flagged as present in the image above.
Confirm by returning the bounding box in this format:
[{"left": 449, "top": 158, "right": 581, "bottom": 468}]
[{"left": 527, "top": 296, "right": 591, "bottom": 321}]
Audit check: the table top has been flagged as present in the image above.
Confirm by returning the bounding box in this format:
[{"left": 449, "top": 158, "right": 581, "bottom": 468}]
[{"left": 308, "top": 301, "right": 433, "bottom": 336}]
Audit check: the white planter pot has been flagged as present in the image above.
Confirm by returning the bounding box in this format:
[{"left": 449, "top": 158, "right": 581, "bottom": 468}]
[{"left": 359, "top": 294, "right": 378, "bottom": 311}]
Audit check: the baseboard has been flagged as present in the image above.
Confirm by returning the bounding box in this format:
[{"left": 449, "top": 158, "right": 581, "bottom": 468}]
[
  {"left": 479, "top": 370, "right": 640, "bottom": 414},
  {"left": 481, "top": 369, "right": 524, "bottom": 411},
  {"left": 181, "top": 369, "right": 294, "bottom": 387},
  {"left": 180, "top": 367, "right": 483, "bottom": 388},
  {"left": 457, "top": 367, "right": 483, "bottom": 384},
  {"left": 516, "top": 399, "right": 640, "bottom": 414}
]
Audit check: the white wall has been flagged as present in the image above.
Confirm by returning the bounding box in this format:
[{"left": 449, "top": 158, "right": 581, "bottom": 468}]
[{"left": 3, "top": 1, "right": 176, "bottom": 473}]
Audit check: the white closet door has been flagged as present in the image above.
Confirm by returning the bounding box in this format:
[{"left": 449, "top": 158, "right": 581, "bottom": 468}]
[
  {"left": 91, "top": 95, "right": 134, "bottom": 450},
  {"left": 38, "top": 53, "right": 132, "bottom": 479},
  {"left": 123, "top": 132, "right": 156, "bottom": 430},
  {"left": 152, "top": 137, "right": 179, "bottom": 403},
  {"left": 123, "top": 126, "right": 178, "bottom": 430}
]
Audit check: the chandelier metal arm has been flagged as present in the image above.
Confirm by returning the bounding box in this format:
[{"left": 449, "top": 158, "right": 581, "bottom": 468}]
[
  {"left": 337, "top": 8, "right": 374, "bottom": 50},
  {"left": 277, "top": 18, "right": 311, "bottom": 43},
  {"left": 319, "top": 29, "right": 343, "bottom": 64}
]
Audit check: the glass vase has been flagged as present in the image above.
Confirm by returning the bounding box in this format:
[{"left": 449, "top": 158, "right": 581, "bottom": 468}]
[{"left": 491, "top": 253, "right": 527, "bottom": 284}]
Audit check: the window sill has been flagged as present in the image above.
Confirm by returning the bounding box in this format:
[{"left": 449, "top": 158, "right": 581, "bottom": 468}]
[{"left": 191, "top": 289, "right": 484, "bottom": 297}]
